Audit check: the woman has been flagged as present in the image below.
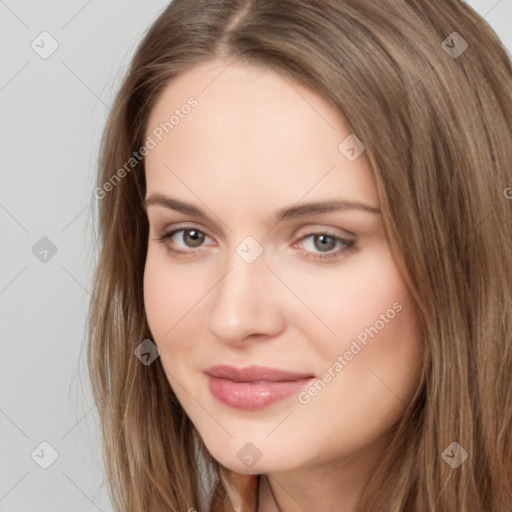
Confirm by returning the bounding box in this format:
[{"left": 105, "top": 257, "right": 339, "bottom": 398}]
[{"left": 87, "top": 1, "right": 512, "bottom": 510}]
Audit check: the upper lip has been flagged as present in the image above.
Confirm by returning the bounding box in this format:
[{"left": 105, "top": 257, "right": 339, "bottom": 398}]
[{"left": 204, "top": 364, "right": 315, "bottom": 382}]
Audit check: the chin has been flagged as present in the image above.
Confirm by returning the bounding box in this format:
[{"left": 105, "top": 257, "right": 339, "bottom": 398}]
[{"left": 201, "top": 437, "right": 299, "bottom": 476}]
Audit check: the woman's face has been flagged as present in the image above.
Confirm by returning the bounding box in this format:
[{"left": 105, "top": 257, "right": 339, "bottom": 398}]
[{"left": 143, "top": 59, "right": 423, "bottom": 475}]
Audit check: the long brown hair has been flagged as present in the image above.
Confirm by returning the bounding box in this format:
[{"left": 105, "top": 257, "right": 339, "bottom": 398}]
[{"left": 87, "top": 1, "right": 512, "bottom": 510}]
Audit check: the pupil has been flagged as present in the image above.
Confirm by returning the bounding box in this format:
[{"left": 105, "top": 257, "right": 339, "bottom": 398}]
[
  {"left": 315, "top": 234, "right": 335, "bottom": 252},
  {"left": 185, "top": 229, "right": 204, "bottom": 247}
]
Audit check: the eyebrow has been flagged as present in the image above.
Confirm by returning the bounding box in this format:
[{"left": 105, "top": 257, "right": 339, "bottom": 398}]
[{"left": 143, "top": 194, "right": 380, "bottom": 223}]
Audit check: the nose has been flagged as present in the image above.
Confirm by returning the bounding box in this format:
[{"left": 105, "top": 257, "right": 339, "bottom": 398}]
[{"left": 206, "top": 253, "right": 285, "bottom": 346}]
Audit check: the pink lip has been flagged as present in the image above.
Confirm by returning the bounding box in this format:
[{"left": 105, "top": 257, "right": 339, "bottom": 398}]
[{"left": 204, "top": 365, "right": 315, "bottom": 410}]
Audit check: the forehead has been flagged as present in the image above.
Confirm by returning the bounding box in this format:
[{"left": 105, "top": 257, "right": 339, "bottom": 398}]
[{"left": 144, "top": 59, "right": 378, "bottom": 211}]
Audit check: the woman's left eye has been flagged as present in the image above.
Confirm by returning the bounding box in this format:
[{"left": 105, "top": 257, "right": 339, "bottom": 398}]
[
  {"left": 295, "top": 232, "right": 356, "bottom": 261},
  {"left": 156, "top": 227, "right": 356, "bottom": 261}
]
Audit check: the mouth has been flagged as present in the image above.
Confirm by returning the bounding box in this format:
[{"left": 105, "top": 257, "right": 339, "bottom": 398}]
[{"left": 204, "top": 364, "right": 315, "bottom": 410}]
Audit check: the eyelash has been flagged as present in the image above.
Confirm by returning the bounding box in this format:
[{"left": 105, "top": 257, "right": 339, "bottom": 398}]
[{"left": 156, "top": 227, "right": 356, "bottom": 262}]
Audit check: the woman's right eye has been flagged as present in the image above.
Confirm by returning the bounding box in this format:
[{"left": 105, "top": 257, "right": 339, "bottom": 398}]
[{"left": 157, "top": 227, "right": 213, "bottom": 256}]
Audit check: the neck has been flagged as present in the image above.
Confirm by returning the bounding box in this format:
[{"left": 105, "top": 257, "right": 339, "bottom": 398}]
[
  {"left": 257, "top": 474, "right": 281, "bottom": 512},
  {"left": 256, "top": 432, "right": 391, "bottom": 512}
]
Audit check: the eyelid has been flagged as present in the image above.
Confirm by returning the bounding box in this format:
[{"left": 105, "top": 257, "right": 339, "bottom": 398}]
[
  {"left": 154, "top": 221, "right": 216, "bottom": 240},
  {"left": 294, "top": 224, "right": 355, "bottom": 240}
]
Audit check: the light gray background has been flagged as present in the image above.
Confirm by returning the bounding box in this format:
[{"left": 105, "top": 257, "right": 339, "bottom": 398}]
[{"left": 0, "top": 1, "right": 510, "bottom": 511}]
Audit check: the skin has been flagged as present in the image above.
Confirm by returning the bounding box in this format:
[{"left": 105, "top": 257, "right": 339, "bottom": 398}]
[{"left": 143, "top": 59, "right": 423, "bottom": 512}]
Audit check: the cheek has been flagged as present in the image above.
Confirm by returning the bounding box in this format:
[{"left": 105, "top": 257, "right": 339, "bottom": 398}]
[
  {"left": 143, "top": 250, "right": 198, "bottom": 343},
  {"left": 143, "top": 253, "right": 205, "bottom": 395},
  {"left": 302, "top": 253, "right": 422, "bottom": 423},
  {"left": 143, "top": 253, "right": 171, "bottom": 339},
  {"left": 297, "top": 248, "right": 423, "bottom": 418},
  {"left": 291, "top": 246, "right": 416, "bottom": 358}
]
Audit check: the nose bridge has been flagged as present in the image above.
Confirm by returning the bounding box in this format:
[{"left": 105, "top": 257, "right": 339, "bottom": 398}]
[{"left": 206, "top": 242, "right": 283, "bottom": 343}]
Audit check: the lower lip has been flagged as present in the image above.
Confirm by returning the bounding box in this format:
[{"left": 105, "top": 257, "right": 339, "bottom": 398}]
[{"left": 206, "top": 375, "right": 314, "bottom": 410}]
